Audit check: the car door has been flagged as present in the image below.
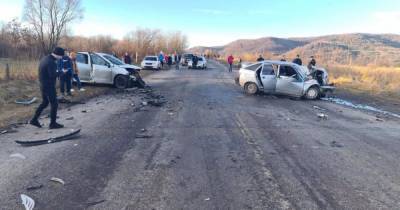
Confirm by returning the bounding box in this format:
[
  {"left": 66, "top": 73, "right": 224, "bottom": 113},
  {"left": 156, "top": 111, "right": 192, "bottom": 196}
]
[
  {"left": 260, "top": 63, "right": 277, "bottom": 93},
  {"left": 76, "top": 53, "right": 91, "bottom": 81},
  {"left": 90, "top": 53, "right": 113, "bottom": 84},
  {"left": 276, "top": 65, "right": 304, "bottom": 96}
]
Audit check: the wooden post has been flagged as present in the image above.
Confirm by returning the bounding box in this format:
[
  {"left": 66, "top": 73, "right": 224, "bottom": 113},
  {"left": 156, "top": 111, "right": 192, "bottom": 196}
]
[{"left": 5, "top": 63, "right": 10, "bottom": 80}]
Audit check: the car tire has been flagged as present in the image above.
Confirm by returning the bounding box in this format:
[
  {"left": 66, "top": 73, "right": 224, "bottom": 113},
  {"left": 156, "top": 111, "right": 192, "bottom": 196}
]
[
  {"left": 114, "top": 75, "right": 129, "bottom": 89},
  {"left": 244, "top": 82, "right": 258, "bottom": 95},
  {"left": 305, "top": 86, "right": 320, "bottom": 100}
]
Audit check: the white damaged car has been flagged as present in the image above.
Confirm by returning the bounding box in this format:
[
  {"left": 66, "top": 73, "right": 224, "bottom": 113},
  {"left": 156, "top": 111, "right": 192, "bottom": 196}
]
[
  {"left": 236, "top": 60, "right": 334, "bottom": 99},
  {"left": 76, "top": 52, "right": 145, "bottom": 89}
]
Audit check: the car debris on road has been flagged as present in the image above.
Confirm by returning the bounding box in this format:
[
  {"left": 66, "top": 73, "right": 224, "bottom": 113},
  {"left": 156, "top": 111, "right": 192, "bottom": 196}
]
[
  {"left": 20, "top": 194, "right": 35, "bottom": 210},
  {"left": 50, "top": 177, "right": 65, "bottom": 185},
  {"left": 317, "top": 113, "right": 328, "bottom": 120}
]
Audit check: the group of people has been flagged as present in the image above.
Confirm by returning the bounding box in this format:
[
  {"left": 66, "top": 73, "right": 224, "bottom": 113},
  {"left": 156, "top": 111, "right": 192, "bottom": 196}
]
[
  {"left": 159, "top": 52, "right": 182, "bottom": 70},
  {"left": 227, "top": 54, "right": 317, "bottom": 72},
  {"left": 30, "top": 47, "right": 84, "bottom": 130},
  {"left": 58, "top": 50, "right": 86, "bottom": 97}
]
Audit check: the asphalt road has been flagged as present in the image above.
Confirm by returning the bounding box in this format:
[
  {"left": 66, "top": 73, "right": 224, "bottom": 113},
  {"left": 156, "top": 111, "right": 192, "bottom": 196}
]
[{"left": 0, "top": 60, "right": 399, "bottom": 210}]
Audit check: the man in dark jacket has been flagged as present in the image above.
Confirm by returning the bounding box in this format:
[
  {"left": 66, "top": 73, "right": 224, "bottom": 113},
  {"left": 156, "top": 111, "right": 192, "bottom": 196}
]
[
  {"left": 30, "top": 47, "right": 65, "bottom": 129},
  {"left": 123, "top": 52, "right": 132, "bottom": 64},
  {"left": 257, "top": 55, "right": 265, "bottom": 62},
  {"left": 292, "top": 54, "right": 302, "bottom": 65}
]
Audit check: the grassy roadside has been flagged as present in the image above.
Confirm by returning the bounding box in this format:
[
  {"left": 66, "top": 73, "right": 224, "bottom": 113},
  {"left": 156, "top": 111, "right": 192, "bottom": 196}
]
[{"left": 0, "top": 62, "right": 155, "bottom": 128}]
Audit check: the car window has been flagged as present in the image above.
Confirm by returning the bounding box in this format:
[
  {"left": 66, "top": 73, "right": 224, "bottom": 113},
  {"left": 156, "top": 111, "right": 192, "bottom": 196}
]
[
  {"left": 279, "top": 65, "right": 301, "bottom": 80},
  {"left": 245, "top": 63, "right": 262, "bottom": 71},
  {"left": 104, "top": 55, "right": 124, "bottom": 65},
  {"left": 91, "top": 54, "right": 108, "bottom": 66},
  {"left": 198, "top": 57, "right": 203, "bottom": 61},
  {"left": 76, "top": 53, "right": 88, "bottom": 64},
  {"left": 145, "top": 57, "right": 157, "bottom": 61},
  {"left": 262, "top": 64, "right": 275, "bottom": 75}
]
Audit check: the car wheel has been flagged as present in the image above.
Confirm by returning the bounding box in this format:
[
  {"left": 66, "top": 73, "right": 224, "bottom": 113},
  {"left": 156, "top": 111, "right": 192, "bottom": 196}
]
[
  {"left": 114, "top": 75, "right": 129, "bottom": 89},
  {"left": 305, "top": 86, "right": 320, "bottom": 100},
  {"left": 244, "top": 82, "right": 258, "bottom": 95}
]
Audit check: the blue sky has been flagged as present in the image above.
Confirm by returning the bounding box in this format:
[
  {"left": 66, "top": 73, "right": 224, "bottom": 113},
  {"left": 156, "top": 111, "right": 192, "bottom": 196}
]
[{"left": 1, "top": 0, "right": 400, "bottom": 47}]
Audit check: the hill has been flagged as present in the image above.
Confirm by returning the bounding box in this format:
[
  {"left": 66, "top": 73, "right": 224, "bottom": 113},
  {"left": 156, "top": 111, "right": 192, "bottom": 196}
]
[{"left": 189, "top": 33, "right": 400, "bottom": 66}]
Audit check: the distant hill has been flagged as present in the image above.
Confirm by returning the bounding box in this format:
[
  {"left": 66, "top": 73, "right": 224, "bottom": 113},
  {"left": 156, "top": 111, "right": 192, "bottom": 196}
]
[{"left": 189, "top": 33, "right": 400, "bottom": 66}]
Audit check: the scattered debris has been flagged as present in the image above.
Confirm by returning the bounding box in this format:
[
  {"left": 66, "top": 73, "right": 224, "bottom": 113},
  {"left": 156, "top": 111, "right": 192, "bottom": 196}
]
[
  {"left": 50, "top": 177, "right": 65, "bottom": 185},
  {"left": 140, "top": 128, "right": 147, "bottom": 133},
  {"left": 204, "top": 198, "right": 210, "bottom": 201},
  {"left": 1, "top": 130, "right": 8, "bottom": 134},
  {"left": 330, "top": 141, "right": 344, "bottom": 148},
  {"left": 168, "top": 112, "right": 174, "bottom": 116},
  {"left": 20, "top": 194, "right": 35, "bottom": 210},
  {"left": 135, "top": 134, "right": 153, "bottom": 139},
  {"left": 313, "top": 105, "right": 326, "bottom": 111},
  {"left": 66, "top": 117, "right": 74, "bottom": 120},
  {"left": 26, "top": 184, "right": 43, "bottom": 191},
  {"left": 125, "top": 87, "right": 138, "bottom": 92},
  {"left": 317, "top": 113, "right": 328, "bottom": 120},
  {"left": 73, "top": 144, "right": 78, "bottom": 146},
  {"left": 81, "top": 110, "right": 87, "bottom": 113},
  {"left": 148, "top": 99, "right": 167, "bottom": 107},
  {"left": 10, "top": 153, "right": 26, "bottom": 160},
  {"left": 15, "top": 97, "right": 37, "bottom": 105},
  {"left": 142, "top": 101, "right": 148, "bottom": 106},
  {"left": 376, "top": 118, "right": 384, "bottom": 122},
  {"left": 86, "top": 199, "right": 106, "bottom": 207},
  {"left": 58, "top": 98, "right": 71, "bottom": 104},
  {"left": 176, "top": 156, "right": 181, "bottom": 159}
]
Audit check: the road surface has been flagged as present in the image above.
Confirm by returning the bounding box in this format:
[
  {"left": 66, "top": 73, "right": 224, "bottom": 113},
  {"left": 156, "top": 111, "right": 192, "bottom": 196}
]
[{"left": 0, "top": 60, "right": 399, "bottom": 210}]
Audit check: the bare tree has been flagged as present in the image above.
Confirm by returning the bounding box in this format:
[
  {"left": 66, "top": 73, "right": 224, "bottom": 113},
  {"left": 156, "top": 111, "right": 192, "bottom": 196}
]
[{"left": 23, "top": 0, "right": 83, "bottom": 54}]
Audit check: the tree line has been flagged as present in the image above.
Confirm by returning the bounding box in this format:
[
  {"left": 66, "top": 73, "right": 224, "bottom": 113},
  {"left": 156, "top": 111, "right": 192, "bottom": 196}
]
[{"left": 0, "top": 0, "right": 187, "bottom": 61}]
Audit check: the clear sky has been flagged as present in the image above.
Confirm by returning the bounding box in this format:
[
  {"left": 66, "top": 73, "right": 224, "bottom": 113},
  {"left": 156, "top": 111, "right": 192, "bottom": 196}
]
[{"left": 1, "top": 0, "right": 400, "bottom": 47}]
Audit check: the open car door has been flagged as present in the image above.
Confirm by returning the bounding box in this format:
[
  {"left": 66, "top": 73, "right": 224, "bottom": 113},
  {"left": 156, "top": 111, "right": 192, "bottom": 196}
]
[
  {"left": 276, "top": 65, "right": 304, "bottom": 97},
  {"left": 260, "top": 63, "right": 277, "bottom": 93}
]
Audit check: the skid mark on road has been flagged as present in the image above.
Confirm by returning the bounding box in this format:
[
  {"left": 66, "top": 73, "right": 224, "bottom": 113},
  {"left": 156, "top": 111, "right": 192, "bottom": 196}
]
[{"left": 234, "top": 113, "right": 292, "bottom": 209}]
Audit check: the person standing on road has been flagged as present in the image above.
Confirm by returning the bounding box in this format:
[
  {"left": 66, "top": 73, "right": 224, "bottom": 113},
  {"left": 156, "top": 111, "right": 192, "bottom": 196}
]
[
  {"left": 227, "top": 54, "right": 234, "bottom": 72},
  {"left": 292, "top": 54, "right": 302, "bottom": 65},
  {"left": 257, "top": 55, "right": 265, "bottom": 62},
  {"left": 30, "top": 47, "right": 65, "bottom": 129},
  {"left": 159, "top": 52, "right": 164, "bottom": 69},
  {"left": 69, "top": 51, "right": 85, "bottom": 92},
  {"left": 308, "top": 56, "right": 317, "bottom": 69},
  {"left": 123, "top": 52, "right": 132, "bottom": 64},
  {"left": 175, "top": 54, "right": 180, "bottom": 70},
  {"left": 58, "top": 53, "right": 73, "bottom": 97}
]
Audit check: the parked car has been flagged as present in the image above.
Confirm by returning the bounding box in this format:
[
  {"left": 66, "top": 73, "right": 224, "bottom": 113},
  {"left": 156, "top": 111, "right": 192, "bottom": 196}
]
[
  {"left": 181, "top": 53, "right": 194, "bottom": 66},
  {"left": 188, "top": 56, "right": 207, "bottom": 69},
  {"left": 236, "top": 60, "right": 334, "bottom": 99},
  {"left": 141, "top": 56, "right": 161, "bottom": 70},
  {"left": 76, "top": 52, "right": 145, "bottom": 89}
]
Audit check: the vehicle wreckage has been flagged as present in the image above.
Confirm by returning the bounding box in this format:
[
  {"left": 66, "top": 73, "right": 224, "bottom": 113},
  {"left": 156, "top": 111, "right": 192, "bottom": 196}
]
[{"left": 235, "top": 60, "right": 335, "bottom": 99}]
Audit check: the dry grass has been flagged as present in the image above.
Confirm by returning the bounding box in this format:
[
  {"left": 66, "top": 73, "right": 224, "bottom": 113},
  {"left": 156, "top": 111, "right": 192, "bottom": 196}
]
[
  {"left": 328, "top": 65, "right": 400, "bottom": 98},
  {"left": 0, "top": 59, "right": 154, "bottom": 128}
]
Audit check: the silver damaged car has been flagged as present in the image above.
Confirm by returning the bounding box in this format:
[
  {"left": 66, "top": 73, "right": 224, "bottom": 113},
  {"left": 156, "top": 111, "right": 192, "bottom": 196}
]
[{"left": 236, "top": 60, "right": 335, "bottom": 99}]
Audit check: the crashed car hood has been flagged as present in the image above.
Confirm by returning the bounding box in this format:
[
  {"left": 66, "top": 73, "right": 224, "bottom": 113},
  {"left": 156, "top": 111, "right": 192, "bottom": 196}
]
[{"left": 119, "top": 64, "right": 141, "bottom": 70}]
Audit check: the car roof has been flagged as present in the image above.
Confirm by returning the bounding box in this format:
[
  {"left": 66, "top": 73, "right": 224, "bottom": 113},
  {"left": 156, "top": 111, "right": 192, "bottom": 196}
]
[{"left": 260, "top": 60, "right": 298, "bottom": 66}]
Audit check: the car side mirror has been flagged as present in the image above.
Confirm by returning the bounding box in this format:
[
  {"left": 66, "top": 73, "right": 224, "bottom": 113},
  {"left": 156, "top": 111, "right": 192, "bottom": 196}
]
[{"left": 106, "top": 63, "right": 111, "bottom": 68}]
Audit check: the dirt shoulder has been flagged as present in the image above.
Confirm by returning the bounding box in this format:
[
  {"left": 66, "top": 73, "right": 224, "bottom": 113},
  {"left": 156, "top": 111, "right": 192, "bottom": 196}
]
[{"left": 0, "top": 70, "right": 155, "bottom": 129}]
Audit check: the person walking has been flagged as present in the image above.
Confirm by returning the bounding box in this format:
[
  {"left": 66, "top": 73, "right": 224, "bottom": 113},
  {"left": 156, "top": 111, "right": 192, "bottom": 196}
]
[
  {"left": 58, "top": 54, "right": 73, "bottom": 97},
  {"left": 292, "top": 54, "right": 302, "bottom": 65},
  {"left": 30, "top": 47, "right": 65, "bottom": 129},
  {"left": 227, "top": 54, "right": 234, "bottom": 72},
  {"left": 69, "top": 51, "right": 85, "bottom": 92},
  {"left": 257, "top": 55, "right": 265, "bottom": 62},
  {"left": 123, "top": 52, "right": 132, "bottom": 64}
]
